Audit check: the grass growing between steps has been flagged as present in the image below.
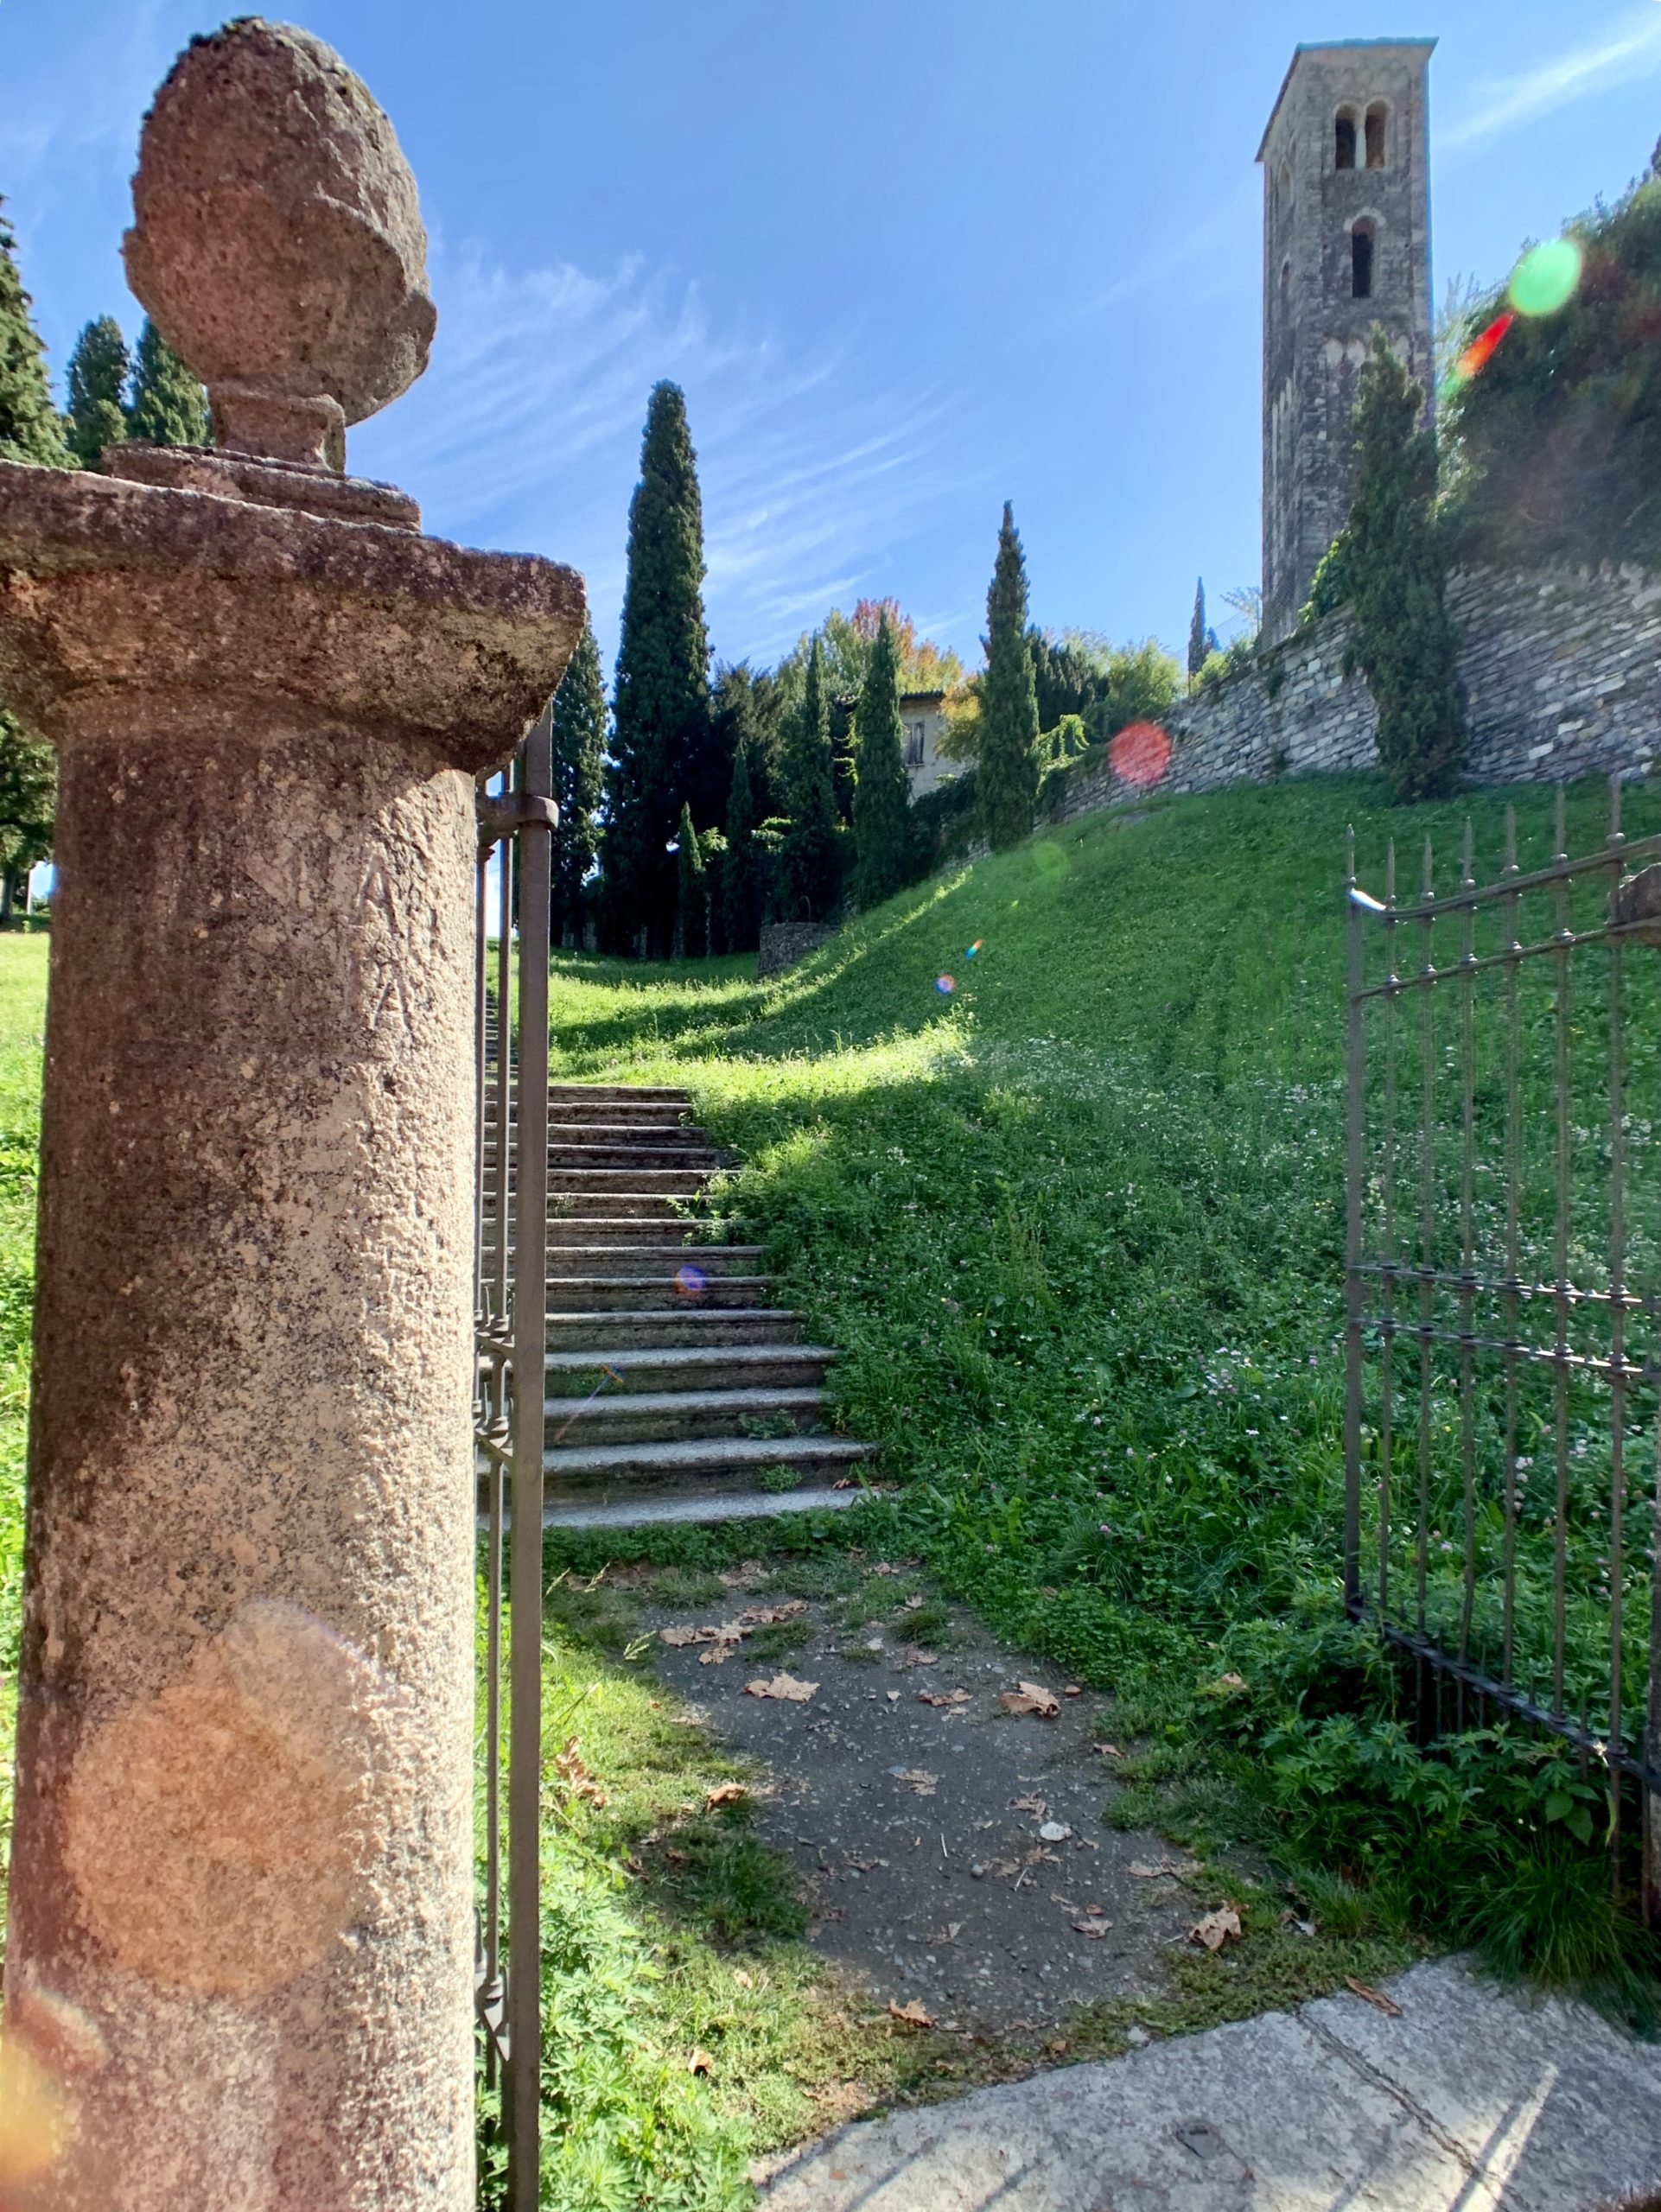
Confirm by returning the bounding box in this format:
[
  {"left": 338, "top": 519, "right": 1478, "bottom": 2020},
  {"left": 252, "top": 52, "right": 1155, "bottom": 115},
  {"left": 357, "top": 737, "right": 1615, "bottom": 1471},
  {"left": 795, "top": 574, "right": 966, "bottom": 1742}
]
[{"left": 541, "top": 773, "right": 1661, "bottom": 2012}]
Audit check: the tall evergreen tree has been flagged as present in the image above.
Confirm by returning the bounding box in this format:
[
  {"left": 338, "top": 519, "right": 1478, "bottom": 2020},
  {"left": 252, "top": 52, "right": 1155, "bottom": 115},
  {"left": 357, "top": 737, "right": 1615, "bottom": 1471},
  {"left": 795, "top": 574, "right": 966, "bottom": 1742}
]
[
  {"left": 851, "top": 613, "right": 913, "bottom": 910},
  {"left": 126, "top": 317, "right": 209, "bottom": 447},
  {"left": 604, "top": 382, "right": 713, "bottom": 956},
  {"left": 1344, "top": 332, "right": 1465, "bottom": 802},
  {"left": 721, "top": 722, "right": 763, "bottom": 954},
  {"left": 1187, "top": 578, "right": 1209, "bottom": 678},
  {"left": 66, "top": 317, "right": 131, "bottom": 469},
  {"left": 977, "top": 502, "right": 1041, "bottom": 850},
  {"left": 675, "top": 800, "right": 708, "bottom": 957},
  {"left": 0, "top": 199, "right": 71, "bottom": 466},
  {"left": 548, "top": 618, "right": 606, "bottom": 948},
  {"left": 778, "top": 637, "right": 842, "bottom": 921}
]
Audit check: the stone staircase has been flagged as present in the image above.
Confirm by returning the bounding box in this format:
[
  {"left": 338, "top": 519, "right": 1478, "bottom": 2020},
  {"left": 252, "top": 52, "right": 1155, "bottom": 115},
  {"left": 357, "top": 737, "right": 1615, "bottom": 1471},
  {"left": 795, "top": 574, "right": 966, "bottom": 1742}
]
[{"left": 480, "top": 1084, "right": 873, "bottom": 1529}]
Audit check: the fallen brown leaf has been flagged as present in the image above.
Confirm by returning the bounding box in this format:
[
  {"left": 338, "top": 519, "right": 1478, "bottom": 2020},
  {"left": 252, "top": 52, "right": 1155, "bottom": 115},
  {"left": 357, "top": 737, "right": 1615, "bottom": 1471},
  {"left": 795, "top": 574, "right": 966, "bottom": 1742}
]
[
  {"left": 551, "top": 1738, "right": 608, "bottom": 1806},
  {"left": 1063, "top": 1683, "right": 1084, "bottom": 1697},
  {"left": 1189, "top": 1907, "right": 1243, "bottom": 1952},
  {"left": 688, "top": 2047, "right": 715, "bottom": 2075},
  {"left": 1092, "top": 1741, "right": 1125, "bottom": 1758},
  {"left": 739, "top": 1600, "right": 808, "bottom": 1625},
  {"left": 746, "top": 1673, "right": 818, "bottom": 1702},
  {"left": 1000, "top": 1681, "right": 1060, "bottom": 1718},
  {"left": 887, "top": 1999, "right": 933, "bottom": 2027},
  {"left": 1346, "top": 1978, "right": 1403, "bottom": 2018},
  {"left": 889, "top": 1769, "right": 939, "bottom": 1796},
  {"left": 659, "top": 1626, "right": 702, "bottom": 1647},
  {"left": 704, "top": 1782, "right": 747, "bottom": 1807},
  {"left": 733, "top": 1967, "right": 754, "bottom": 1988},
  {"left": 1012, "top": 1793, "right": 1049, "bottom": 1819},
  {"left": 918, "top": 1688, "right": 972, "bottom": 1707},
  {"left": 1072, "top": 1912, "right": 1113, "bottom": 1939}
]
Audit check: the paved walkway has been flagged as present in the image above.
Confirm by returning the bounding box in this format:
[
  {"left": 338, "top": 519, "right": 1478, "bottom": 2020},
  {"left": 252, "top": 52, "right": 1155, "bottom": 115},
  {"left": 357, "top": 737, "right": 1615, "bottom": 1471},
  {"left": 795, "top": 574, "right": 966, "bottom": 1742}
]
[{"left": 760, "top": 1958, "right": 1661, "bottom": 2211}]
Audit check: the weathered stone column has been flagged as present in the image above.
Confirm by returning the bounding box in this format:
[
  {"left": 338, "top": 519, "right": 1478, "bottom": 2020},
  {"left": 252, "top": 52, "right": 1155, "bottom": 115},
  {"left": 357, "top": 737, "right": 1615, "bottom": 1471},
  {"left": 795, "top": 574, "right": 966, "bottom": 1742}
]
[{"left": 0, "top": 23, "right": 582, "bottom": 2208}]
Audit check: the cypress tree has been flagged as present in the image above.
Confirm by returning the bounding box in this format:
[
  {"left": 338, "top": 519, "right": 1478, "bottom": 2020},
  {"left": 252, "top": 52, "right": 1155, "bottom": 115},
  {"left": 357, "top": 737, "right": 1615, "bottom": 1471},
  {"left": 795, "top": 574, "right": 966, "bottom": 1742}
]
[
  {"left": 1345, "top": 332, "right": 1465, "bottom": 801},
  {"left": 605, "top": 382, "right": 713, "bottom": 956},
  {"left": 548, "top": 618, "right": 607, "bottom": 948},
  {"left": 1187, "top": 578, "right": 1209, "bottom": 678},
  {"left": 851, "top": 613, "right": 913, "bottom": 910},
  {"left": 722, "top": 719, "right": 763, "bottom": 954},
  {"left": 67, "top": 316, "right": 131, "bottom": 469},
  {"left": 977, "top": 502, "right": 1041, "bottom": 850},
  {"left": 126, "top": 317, "right": 209, "bottom": 446},
  {"left": 675, "top": 801, "right": 707, "bottom": 957},
  {"left": 0, "top": 198, "right": 71, "bottom": 466},
  {"left": 779, "top": 636, "right": 842, "bottom": 921}
]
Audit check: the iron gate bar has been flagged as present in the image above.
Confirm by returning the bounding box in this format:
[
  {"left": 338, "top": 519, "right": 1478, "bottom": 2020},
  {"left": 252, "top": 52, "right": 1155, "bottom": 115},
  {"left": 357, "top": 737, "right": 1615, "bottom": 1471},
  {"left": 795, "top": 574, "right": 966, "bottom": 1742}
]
[{"left": 1343, "top": 777, "right": 1661, "bottom": 1908}]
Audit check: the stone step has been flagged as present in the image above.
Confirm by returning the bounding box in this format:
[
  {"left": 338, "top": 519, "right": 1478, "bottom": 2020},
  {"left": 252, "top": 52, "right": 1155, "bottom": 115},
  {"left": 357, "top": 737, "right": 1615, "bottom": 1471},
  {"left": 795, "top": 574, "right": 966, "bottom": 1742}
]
[
  {"left": 545, "top": 1307, "right": 804, "bottom": 1351},
  {"left": 536, "top": 1485, "right": 862, "bottom": 1533},
  {"left": 544, "top": 1384, "right": 824, "bottom": 1446},
  {"left": 488, "top": 1108, "right": 699, "bottom": 1132},
  {"left": 547, "top": 1084, "right": 692, "bottom": 1105},
  {"left": 545, "top": 1343, "right": 836, "bottom": 1395},
  {"left": 544, "top": 1215, "right": 727, "bottom": 1244},
  {"left": 540, "top": 1429, "right": 873, "bottom": 1497},
  {"left": 544, "top": 1166, "right": 711, "bottom": 1194},
  {"left": 484, "top": 1191, "right": 697, "bottom": 1224},
  {"left": 540, "top": 1243, "right": 766, "bottom": 1275},
  {"left": 547, "top": 1274, "right": 773, "bottom": 1313},
  {"left": 485, "top": 1123, "right": 715, "bottom": 1150},
  {"left": 485, "top": 1141, "right": 723, "bottom": 1173}
]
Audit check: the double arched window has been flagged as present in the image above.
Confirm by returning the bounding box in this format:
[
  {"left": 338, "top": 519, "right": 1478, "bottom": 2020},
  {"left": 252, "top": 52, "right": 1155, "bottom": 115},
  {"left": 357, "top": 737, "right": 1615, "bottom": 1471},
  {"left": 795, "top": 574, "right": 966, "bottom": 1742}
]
[{"left": 1336, "top": 102, "right": 1390, "bottom": 171}]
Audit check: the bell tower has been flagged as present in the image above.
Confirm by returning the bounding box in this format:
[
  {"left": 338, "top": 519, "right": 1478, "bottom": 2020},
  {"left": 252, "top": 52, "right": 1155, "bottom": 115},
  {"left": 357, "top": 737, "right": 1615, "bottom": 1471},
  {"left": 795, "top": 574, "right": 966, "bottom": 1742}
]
[{"left": 1258, "top": 39, "right": 1435, "bottom": 643}]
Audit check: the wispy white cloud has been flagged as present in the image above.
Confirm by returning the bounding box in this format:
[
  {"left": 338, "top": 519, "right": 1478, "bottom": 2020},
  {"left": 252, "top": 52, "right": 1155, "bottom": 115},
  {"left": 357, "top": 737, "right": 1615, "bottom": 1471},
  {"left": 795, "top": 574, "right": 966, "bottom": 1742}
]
[
  {"left": 355, "top": 238, "right": 989, "bottom": 666},
  {"left": 1441, "top": 7, "right": 1661, "bottom": 151}
]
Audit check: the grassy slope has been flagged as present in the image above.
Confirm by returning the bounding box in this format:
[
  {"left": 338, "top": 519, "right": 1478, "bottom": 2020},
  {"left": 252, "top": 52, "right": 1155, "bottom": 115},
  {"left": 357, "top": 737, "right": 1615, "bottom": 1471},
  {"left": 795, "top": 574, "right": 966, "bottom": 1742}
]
[{"left": 540, "top": 773, "right": 1661, "bottom": 2000}]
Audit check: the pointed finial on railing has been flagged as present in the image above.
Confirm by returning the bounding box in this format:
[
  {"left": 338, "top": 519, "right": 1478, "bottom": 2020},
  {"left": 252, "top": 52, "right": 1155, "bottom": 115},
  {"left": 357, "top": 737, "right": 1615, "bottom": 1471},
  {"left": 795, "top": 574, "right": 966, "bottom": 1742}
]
[
  {"left": 1553, "top": 782, "right": 1569, "bottom": 864},
  {"left": 1422, "top": 836, "right": 1435, "bottom": 900},
  {"left": 1503, "top": 803, "right": 1518, "bottom": 878},
  {"left": 1385, "top": 838, "right": 1397, "bottom": 906},
  {"left": 1461, "top": 818, "right": 1475, "bottom": 890},
  {"left": 1608, "top": 769, "right": 1626, "bottom": 849}
]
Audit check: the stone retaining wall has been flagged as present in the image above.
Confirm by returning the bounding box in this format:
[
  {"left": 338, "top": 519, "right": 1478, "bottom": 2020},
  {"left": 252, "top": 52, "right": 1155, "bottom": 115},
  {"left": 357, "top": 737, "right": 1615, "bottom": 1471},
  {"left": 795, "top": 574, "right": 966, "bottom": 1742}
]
[{"left": 1045, "top": 562, "right": 1661, "bottom": 826}]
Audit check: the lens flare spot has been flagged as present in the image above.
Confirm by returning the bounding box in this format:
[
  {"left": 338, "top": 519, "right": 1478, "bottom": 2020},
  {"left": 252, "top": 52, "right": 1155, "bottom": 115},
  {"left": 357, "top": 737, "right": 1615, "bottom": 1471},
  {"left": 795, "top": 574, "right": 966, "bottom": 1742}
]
[
  {"left": 1109, "top": 721, "right": 1173, "bottom": 789},
  {"left": 965, "top": 940, "right": 983, "bottom": 958},
  {"left": 0, "top": 2038, "right": 69, "bottom": 2185},
  {"left": 1510, "top": 237, "right": 1581, "bottom": 318},
  {"left": 675, "top": 1264, "right": 708, "bottom": 1298},
  {"left": 936, "top": 974, "right": 956, "bottom": 995},
  {"left": 1453, "top": 310, "right": 1514, "bottom": 387}
]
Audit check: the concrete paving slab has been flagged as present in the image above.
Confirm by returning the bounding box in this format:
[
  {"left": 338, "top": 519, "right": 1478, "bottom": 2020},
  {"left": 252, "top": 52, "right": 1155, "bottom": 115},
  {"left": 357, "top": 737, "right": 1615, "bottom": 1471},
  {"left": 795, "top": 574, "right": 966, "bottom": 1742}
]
[{"left": 760, "top": 1958, "right": 1661, "bottom": 2212}]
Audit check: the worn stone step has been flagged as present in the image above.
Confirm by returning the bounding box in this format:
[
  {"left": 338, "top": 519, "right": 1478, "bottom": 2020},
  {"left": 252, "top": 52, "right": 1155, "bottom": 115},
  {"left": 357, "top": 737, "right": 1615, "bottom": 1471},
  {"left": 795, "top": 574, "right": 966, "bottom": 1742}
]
[
  {"left": 545, "top": 1215, "right": 724, "bottom": 1244},
  {"left": 540, "top": 1430, "right": 873, "bottom": 1496},
  {"left": 541, "top": 1243, "right": 766, "bottom": 1275},
  {"left": 545, "top": 1307, "right": 804, "bottom": 1351},
  {"left": 535, "top": 1485, "right": 863, "bottom": 1533},
  {"left": 544, "top": 1342, "right": 834, "bottom": 1396},
  {"left": 546, "top": 1084, "right": 691, "bottom": 1105},
  {"left": 484, "top": 1191, "right": 697, "bottom": 1224},
  {"left": 485, "top": 1126, "right": 716, "bottom": 1155},
  {"left": 547, "top": 1274, "right": 773, "bottom": 1313},
  {"left": 543, "top": 1166, "right": 710, "bottom": 1195},
  {"left": 544, "top": 1384, "right": 824, "bottom": 1446},
  {"left": 487, "top": 1143, "right": 722, "bottom": 1173}
]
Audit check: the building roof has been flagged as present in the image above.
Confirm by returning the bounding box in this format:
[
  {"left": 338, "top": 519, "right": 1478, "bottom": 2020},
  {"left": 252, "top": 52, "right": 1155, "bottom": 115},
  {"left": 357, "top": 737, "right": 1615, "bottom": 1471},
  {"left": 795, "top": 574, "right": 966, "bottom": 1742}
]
[
  {"left": 1256, "top": 38, "right": 1437, "bottom": 162},
  {"left": 898, "top": 689, "right": 946, "bottom": 705}
]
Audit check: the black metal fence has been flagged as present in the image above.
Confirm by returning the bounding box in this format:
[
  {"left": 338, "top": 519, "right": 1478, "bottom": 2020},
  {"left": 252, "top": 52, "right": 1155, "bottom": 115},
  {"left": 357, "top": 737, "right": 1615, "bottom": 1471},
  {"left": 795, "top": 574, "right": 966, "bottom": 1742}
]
[
  {"left": 474, "top": 715, "right": 555, "bottom": 2209},
  {"left": 1344, "top": 779, "right": 1661, "bottom": 1915}
]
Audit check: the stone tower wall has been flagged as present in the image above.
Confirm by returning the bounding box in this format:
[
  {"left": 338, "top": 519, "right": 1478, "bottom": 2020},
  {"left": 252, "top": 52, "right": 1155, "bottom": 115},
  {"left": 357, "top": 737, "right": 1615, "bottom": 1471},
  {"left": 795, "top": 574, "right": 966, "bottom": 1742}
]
[{"left": 1260, "top": 40, "right": 1436, "bottom": 643}]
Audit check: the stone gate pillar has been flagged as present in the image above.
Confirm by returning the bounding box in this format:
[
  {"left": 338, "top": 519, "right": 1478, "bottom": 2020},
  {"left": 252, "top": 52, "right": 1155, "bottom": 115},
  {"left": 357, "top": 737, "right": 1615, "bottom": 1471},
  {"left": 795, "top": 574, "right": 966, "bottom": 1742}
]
[{"left": 0, "top": 22, "right": 582, "bottom": 2208}]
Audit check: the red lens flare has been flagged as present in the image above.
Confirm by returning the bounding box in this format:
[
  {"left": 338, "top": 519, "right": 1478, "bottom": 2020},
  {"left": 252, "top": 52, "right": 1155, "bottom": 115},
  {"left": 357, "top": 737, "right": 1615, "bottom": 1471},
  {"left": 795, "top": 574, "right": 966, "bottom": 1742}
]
[
  {"left": 1109, "top": 721, "right": 1173, "bottom": 789},
  {"left": 1455, "top": 310, "right": 1514, "bottom": 384}
]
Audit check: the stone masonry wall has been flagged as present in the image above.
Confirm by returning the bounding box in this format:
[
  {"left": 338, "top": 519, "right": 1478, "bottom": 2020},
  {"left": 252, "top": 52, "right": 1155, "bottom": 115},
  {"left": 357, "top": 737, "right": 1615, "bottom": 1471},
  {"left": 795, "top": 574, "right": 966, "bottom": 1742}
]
[{"left": 1044, "top": 562, "right": 1661, "bottom": 828}]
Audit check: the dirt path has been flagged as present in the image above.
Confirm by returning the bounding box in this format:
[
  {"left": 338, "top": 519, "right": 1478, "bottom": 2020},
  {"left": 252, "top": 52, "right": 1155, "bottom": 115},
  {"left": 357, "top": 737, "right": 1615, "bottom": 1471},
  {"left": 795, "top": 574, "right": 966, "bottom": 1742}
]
[{"left": 632, "top": 1558, "right": 1206, "bottom": 2038}]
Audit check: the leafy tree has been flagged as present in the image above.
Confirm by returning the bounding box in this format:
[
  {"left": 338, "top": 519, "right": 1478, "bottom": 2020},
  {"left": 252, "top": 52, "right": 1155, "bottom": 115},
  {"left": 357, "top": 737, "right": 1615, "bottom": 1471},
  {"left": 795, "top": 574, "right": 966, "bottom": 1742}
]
[
  {"left": 721, "top": 716, "right": 764, "bottom": 954},
  {"left": 778, "top": 637, "right": 842, "bottom": 921},
  {"left": 851, "top": 613, "right": 913, "bottom": 908},
  {"left": 126, "top": 318, "right": 208, "bottom": 447},
  {"left": 1343, "top": 331, "right": 1465, "bottom": 801},
  {"left": 977, "top": 502, "right": 1041, "bottom": 850},
  {"left": 0, "top": 714, "right": 55, "bottom": 924},
  {"left": 1187, "top": 579, "right": 1209, "bottom": 678},
  {"left": 675, "top": 801, "right": 707, "bottom": 957},
  {"left": 775, "top": 599, "right": 963, "bottom": 710},
  {"left": 0, "top": 199, "right": 71, "bottom": 466},
  {"left": 1028, "top": 629, "right": 1106, "bottom": 731},
  {"left": 67, "top": 316, "right": 130, "bottom": 470},
  {"left": 604, "top": 382, "right": 713, "bottom": 956},
  {"left": 548, "top": 618, "right": 606, "bottom": 948}
]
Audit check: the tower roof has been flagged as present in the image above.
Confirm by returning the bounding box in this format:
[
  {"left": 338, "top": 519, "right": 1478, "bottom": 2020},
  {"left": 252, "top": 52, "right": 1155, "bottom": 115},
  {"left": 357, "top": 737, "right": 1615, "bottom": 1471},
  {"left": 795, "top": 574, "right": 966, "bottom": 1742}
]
[{"left": 1257, "top": 38, "right": 1437, "bottom": 162}]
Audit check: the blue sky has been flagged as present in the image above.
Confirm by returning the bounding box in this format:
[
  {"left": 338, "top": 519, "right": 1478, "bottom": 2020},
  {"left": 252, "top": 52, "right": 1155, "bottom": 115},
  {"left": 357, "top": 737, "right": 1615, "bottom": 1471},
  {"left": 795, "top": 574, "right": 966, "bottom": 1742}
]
[{"left": 5, "top": 3, "right": 1661, "bottom": 675}]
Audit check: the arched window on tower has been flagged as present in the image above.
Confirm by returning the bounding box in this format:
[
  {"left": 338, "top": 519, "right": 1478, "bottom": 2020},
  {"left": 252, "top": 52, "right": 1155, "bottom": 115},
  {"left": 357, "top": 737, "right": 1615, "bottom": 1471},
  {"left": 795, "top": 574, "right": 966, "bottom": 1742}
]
[
  {"left": 1280, "top": 260, "right": 1291, "bottom": 317},
  {"left": 1335, "top": 110, "right": 1358, "bottom": 169},
  {"left": 1352, "top": 219, "right": 1376, "bottom": 301},
  {"left": 1365, "top": 104, "right": 1387, "bottom": 168}
]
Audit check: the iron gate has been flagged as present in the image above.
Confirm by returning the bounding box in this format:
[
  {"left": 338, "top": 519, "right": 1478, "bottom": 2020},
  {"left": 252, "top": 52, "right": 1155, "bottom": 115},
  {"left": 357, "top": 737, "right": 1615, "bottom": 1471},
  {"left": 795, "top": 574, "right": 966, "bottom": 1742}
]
[
  {"left": 473, "top": 711, "right": 554, "bottom": 2208},
  {"left": 1344, "top": 780, "right": 1661, "bottom": 1915}
]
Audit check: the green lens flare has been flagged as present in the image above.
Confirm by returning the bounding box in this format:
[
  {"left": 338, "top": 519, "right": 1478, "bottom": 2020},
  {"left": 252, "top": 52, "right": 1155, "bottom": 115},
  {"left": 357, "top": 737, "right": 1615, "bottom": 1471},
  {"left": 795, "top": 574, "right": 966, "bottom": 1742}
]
[{"left": 1509, "top": 237, "right": 1581, "bottom": 317}]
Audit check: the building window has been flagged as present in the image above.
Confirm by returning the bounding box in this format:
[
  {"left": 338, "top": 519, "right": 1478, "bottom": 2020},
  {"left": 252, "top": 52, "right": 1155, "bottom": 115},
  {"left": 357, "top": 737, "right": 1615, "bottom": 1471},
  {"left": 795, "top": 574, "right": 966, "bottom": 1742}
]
[
  {"left": 1352, "top": 219, "right": 1375, "bottom": 300},
  {"left": 904, "top": 721, "right": 926, "bottom": 767},
  {"left": 1335, "top": 110, "right": 1357, "bottom": 169},
  {"left": 1280, "top": 259, "right": 1290, "bottom": 315},
  {"left": 1365, "top": 103, "right": 1387, "bottom": 169}
]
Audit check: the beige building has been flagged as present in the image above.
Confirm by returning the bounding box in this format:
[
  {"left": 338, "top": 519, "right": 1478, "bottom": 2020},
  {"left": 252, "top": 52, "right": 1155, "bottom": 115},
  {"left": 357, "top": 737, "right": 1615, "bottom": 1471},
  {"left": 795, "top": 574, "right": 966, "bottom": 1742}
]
[{"left": 900, "top": 690, "right": 958, "bottom": 797}]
